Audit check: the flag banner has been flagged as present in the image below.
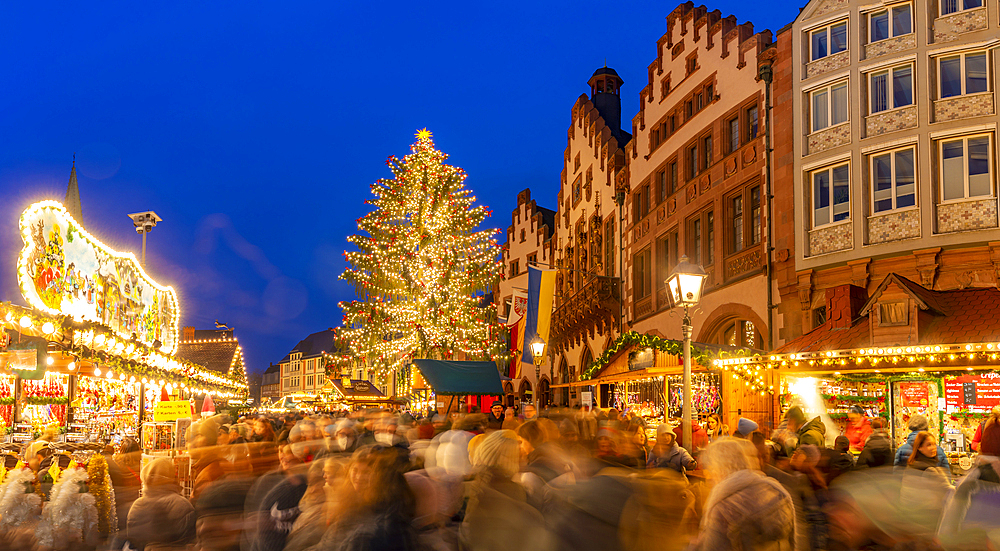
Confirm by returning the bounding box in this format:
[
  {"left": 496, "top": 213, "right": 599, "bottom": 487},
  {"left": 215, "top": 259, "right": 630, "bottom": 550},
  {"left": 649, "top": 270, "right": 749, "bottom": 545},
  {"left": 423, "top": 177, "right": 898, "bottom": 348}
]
[
  {"left": 508, "top": 290, "right": 528, "bottom": 327},
  {"left": 521, "top": 266, "right": 556, "bottom": 364}
]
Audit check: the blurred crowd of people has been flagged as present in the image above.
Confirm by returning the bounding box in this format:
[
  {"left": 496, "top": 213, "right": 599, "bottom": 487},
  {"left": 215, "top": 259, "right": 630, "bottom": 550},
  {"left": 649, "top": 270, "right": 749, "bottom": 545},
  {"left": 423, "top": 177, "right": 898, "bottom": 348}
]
[{"left": 4, "top": 402, "right": 999, "bottom": 551}]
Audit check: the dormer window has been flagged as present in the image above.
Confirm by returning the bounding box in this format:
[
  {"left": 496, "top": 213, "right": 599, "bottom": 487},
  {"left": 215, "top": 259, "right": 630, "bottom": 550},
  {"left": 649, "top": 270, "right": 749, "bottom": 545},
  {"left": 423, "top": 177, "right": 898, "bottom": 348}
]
[{"left": 879, "top": 301, "right": 908, "bottom": 326}]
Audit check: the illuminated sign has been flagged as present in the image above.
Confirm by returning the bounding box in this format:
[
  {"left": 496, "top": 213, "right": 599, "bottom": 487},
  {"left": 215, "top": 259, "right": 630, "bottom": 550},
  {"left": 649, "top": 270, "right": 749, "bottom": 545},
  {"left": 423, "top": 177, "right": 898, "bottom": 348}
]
[{"left": 17, "top": 201, "right": 180, "bottom": 353}]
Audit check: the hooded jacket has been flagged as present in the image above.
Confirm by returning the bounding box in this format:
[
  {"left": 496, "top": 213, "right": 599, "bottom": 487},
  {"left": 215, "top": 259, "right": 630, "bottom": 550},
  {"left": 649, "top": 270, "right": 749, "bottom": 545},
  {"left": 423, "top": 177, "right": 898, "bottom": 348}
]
[
  {"left": 893, "top": 430, "right": 951, "bottom": 469},
  {"left": 797, "top": 417, "right": 826, "bottom": 448},
  {"left": 856, "top": 431, "right": 893, "bottom": 468},
  {"left": 691, "top": 469, "right": 795, "bottom": 551}
]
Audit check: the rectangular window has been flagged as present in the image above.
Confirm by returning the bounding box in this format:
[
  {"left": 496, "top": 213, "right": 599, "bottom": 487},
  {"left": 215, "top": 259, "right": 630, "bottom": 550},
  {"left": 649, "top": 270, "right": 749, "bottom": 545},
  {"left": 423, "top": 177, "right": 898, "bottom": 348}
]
[
  {"left": 671, "top": 231, "right": 679, "bottom": 269},
  {"left": 685, "top": 100, "right": 693, "bottom": 118},
  {"left": 747, "top": 106, "right": 759, "bottom": 140},
  {"left": 732, "top": 196, "right": 744, "bottom": 252},
  {"left": 750, "top": 186, "right": 762, "bottom": 245},
  {"left": 728, "top": 117, "right": 740, "bottom": 153},
  {"left": 691, "top": 218, "right": 702, "bottom": 265},
  {"left": 811, "top": 82, "right": 849, "bottom": 131},
  {"left": 668, "top": 115, "right": 676, "bottom": 134},
  {"left": 634, "top": 248, "right": 651, "bottom": 299},
  {"left": 306, "top": 375, "right": 314, "bottom": 386},
  {"left": 642, "top": 186, "right": 651, "bottom": 218},
  {"left": 941, "top": 135, "right": 992, "bottom": 201},
  {"left": 871, "top": 147, "right": 916, "bottom": 213},
  {"left": 939, "top": 52, "right": 988, "bottom": 98},
  {"left": 604, "top": 218, "right": 614, "bottom": 277},
  {"left": 669, "top": 162, "right": 678, "bottom": 194},
  {"left": 527, "top": 253, "right": 537, "bottom": 266},
  {"left": 870, "top": 65, "right": 913, "bottom": 113},
  {"left": 811, "top": 21, "right": 848, "bottom": 61},
  {"left": 879, "top": 302, "right": 908, "bottom": 326},
  {"left": 634, "top": 193, "right": 642, "bottom": 224},
  {"left": 706, "top": 211, "right": 715, "bottom": 265},
  {"left": 870, "top": 4, "right": 911, "bottom": 42},
  {"left": 510, "top": 260, "right": 519, "bottom": 277},
  {"left": 813, "top": 163, "right": 851, "bottom": 226},
  {"left": 941, "top": 0, "right": 982, "bottom": 16},
  {"left": 688, "top": 145, "right": 699, "bottom": 178},
  {"left": 703, "top": 135, "right": 713, "bottom": 169},
  {"left": 657, "top": 170, "right": 667, "bottom": 203}
]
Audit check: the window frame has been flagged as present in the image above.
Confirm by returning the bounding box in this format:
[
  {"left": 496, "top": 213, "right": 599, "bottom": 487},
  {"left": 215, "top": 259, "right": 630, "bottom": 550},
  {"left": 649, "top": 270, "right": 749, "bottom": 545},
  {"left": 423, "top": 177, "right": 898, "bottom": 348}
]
[
  {"left": 810, "top": 20, "right": 849, "bottom": 62},
  {"left": 728, "top": 116, "right": 740, "bottom": 154},
  {"left": 811, "top": 80, "right": 850, "bottom": 132},
  {"left": 868, "top": 63, "right": 914, "bottom": 114},
  {"left": 938, "top": 133, "right": 994, "bottom": 203},
  {"left": 937, "top": 51, "right": 990, "bottom": 99},
  {"left": 747, "top": 105, "right": 759, "bottom": 141},
  {"left": 940, "top": 0, "right": 984, "bottom": 17},
  {"left": 811, "top": 161, "right": 852, "bottom": 228},
  {"left": 869, "top": 146, "right": 917, "bottom": 214},
  {"left": 868, "top": 4, "right": 912, "bottom": 43},
  {"left": 703, "top": 134, "right": 713, "bottom": 170},
  {"left": 634, "top": 246, "right": 652, "bottom": 300}
]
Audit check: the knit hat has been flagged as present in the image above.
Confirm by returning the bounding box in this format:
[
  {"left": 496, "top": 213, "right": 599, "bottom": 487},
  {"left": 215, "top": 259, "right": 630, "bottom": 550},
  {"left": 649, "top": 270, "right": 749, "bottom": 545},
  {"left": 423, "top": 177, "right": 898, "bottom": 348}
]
[
  {"left": 467, "top": 433, "right": 486, "bottom": 462},
  {"left": 141, "top": 457, "right": 177, "bottom": 488},
  {"left": 188, "top": 418, "right": 219, "bottom": 447},
  {"left": 908, "top": 414, "right": 929, "bottom": 432},
  {"left": 656, "top": 423, "right": 674, "bottom": 441},
  {"left": 737, "top": 418, "right": 759, "bottom": 436},
  {"left": 472, "top": 430, "right": 521, "bottom": 478}
]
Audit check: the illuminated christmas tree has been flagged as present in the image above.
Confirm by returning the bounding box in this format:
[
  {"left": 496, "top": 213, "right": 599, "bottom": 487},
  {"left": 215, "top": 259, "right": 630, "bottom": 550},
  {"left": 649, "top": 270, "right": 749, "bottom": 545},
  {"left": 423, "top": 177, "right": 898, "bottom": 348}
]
[{"left": 340, "top": 129, "right": 504, "bottom": 383}]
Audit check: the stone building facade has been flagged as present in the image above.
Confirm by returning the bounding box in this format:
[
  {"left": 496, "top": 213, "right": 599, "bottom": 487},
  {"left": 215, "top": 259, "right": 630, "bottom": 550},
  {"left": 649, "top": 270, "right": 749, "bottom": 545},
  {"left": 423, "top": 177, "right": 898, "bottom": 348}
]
[
  {"left": 626, "top": 3, "right": 775, "bottom": 351},
  {"left": 548, "top": 68, "right": 631, "bottom": 407},
  {"left": 781, "top": 0, "right": 1000, "bottom": 342},
  {"left": 499, "top": 188, "right": 555, "bottom": 406}
]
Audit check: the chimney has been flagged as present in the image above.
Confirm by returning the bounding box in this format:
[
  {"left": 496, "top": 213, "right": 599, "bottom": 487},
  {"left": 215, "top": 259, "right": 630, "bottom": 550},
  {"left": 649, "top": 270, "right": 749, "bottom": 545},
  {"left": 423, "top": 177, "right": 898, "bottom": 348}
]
[{"left": 825, "top": 285, "right": 867, "bottom": 329}]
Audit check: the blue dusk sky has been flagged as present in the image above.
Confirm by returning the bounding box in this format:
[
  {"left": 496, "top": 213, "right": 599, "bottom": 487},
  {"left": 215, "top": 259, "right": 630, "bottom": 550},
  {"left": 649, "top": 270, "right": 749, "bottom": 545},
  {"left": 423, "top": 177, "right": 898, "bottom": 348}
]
[{"left": 0, "top": 1, "right": 795, "bottom": 374}]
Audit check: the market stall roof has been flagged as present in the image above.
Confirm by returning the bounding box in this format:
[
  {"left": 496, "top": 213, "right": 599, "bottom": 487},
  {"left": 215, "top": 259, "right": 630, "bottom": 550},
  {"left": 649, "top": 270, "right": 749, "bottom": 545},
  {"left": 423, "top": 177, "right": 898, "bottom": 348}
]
[
  {"left": 410, "top": 360, "right": 504, "bottom": 396},
  {"left": 332, "top": 379, "right": 390, "bottom": 401},
  {"left": 721, "top": 273, "right": 1000, "bottom": 374},
  {"left": 175, "top": 328, "right": 242, "bottom": 375}
]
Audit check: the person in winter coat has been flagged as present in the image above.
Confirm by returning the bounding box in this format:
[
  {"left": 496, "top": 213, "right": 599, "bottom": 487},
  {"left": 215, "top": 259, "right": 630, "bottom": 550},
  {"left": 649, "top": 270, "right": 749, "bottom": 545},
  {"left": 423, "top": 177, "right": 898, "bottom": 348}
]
[
  {"left": 939, "top": 412, "right": 1000, "bottom": 544},
  {"left": 108, "top": 437, "right": 142, "bottom": 532},
  {"left": 486, "top": 402, "right": 505, "bottom": 430},
  {"left": 673, "top": 420, "right": 709, "bottom": 451},
  {"left": 856, "top": 418, "right": 893, "bottom": 468},
  {"left": 898, "top": 431, "right": 952, "bottom": 538},
  {"left": 648, "top": 426, "right": 697, "bottom": 473},
  {"left": 844, "top": 407, "right": 873, "bottom": 452},
  {"left": 127, "top": 457, "right": 196, "bottom": 550},
  {"left": 893, "top": 414, "right": 951, "bottom": 469},
  {"left": 689, "top": 439, "right": 795, "bottom": 550},
  {"left": 784, "top": 406, "right": 826, "bottom": 452},
  {"left": 188, "top": 418, "right": 230, "bottom": 504}
]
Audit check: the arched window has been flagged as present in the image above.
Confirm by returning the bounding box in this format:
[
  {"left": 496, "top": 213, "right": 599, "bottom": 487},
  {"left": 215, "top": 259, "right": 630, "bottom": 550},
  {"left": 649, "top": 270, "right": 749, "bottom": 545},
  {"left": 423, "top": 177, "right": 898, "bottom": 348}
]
[{"left": 720, "top": 319, "right": 761, "bottom": 349}]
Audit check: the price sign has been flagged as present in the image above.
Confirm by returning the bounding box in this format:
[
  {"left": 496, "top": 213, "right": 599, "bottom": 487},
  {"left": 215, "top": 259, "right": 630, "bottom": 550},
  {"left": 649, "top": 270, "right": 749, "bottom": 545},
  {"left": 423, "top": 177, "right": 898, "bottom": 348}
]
[
  {"left": 900, "top": 382, "right": 929, "bottom": 407},
  {"left": 154, "top": 400, "right": 192, "bottom": 421},
  {"left": 945, "top": 373, "right": 1000, "bottom": 412}
]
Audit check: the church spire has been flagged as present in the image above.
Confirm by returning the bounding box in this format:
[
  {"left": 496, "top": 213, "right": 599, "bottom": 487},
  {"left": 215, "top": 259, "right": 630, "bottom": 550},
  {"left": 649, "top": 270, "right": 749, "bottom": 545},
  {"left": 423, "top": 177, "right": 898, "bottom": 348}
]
[{"left": 64, "top": 153, "right": 83, "bottom": 223}]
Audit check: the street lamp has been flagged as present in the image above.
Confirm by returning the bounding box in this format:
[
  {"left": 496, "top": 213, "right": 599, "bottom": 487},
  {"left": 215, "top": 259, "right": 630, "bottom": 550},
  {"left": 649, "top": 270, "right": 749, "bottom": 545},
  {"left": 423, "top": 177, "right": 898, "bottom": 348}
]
[
  {"left": 128, "top": 211, "right": 163, "bottom": 268},
  {"left": 530, "top": 337, "right": 546, "bottom": 411},
  {"left": 665, "top": 255, "right": 708, "bottom": 454}
]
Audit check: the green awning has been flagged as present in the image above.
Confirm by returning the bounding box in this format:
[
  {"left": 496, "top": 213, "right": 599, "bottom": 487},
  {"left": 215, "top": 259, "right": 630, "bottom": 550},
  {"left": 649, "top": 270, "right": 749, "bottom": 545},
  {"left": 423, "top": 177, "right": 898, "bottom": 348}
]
[{"left": 411, "top": 360, "right": 504, "bottom": 396}]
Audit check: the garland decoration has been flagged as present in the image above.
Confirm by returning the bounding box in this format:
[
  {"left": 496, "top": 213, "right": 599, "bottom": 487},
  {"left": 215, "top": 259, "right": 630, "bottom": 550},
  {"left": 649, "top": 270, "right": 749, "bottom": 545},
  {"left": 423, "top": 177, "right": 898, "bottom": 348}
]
[
  {"left": 37, "top": 466, "right": 98, "bottom": 549},
  {"left": 87, "top": 454, "right": 118, "bottom": 536},
  {"left": 0, "top": 466, "right": 41, "bottom": 532}
]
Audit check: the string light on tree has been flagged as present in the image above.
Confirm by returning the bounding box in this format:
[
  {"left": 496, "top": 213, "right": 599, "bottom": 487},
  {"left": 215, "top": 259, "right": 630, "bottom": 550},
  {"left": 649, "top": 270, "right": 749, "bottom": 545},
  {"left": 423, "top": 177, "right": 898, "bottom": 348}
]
[{"left": 339, "top": 129, "right": 505, "bottom": 384}]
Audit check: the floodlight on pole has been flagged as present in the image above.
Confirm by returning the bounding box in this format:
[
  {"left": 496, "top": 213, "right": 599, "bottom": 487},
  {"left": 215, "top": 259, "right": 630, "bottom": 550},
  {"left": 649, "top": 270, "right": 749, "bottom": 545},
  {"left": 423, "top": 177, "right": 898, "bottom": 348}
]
[{"left": 128, "top": 211, "right": 162, "bottom": 267}]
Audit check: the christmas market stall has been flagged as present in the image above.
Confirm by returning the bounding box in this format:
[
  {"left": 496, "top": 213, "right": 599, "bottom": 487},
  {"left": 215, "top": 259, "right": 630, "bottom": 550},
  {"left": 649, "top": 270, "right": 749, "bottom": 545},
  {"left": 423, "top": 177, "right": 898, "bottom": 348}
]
[
  {"left": 0, "top": 201, "right": 248, "bottom": 445},
  {"left": 732, "top": 275, "right": 1000, "bottom": 474},
  {"left": 330, "top": 378, "right": 394, "bottom": 409},
  {"left": 408, "top": 360, "right": 505, "bottom": 415},
  {"left": 554, "top": 331, "right": 776, "bottom": 435}
]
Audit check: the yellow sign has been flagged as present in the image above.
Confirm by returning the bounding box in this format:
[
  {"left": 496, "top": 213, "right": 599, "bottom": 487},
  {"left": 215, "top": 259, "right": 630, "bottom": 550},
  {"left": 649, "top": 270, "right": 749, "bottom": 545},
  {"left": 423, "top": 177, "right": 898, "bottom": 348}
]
[{"left": 154, "top": 400, "right": 191, "bottom": 421}]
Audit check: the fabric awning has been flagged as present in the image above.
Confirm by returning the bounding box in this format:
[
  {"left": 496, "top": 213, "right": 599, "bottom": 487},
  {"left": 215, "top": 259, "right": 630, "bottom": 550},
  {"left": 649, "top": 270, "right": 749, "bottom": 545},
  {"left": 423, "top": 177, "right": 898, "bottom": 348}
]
[{"left": 411, "top": 360, "right": 505, "bottom": 396}]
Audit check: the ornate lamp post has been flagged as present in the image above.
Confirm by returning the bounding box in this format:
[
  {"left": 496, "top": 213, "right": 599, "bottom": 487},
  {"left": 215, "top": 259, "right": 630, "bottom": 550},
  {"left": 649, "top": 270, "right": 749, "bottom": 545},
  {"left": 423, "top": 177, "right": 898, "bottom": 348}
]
[
  {"left": 665, "top": 255, "right": 708, "bottom": 453},
  {"left": 530, "top": 337, "right": 546, "bottom": 411}
]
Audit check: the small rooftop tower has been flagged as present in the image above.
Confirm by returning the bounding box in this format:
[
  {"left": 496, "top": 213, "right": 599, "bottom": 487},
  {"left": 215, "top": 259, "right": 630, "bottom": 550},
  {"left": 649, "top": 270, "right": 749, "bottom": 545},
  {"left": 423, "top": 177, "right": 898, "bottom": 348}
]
[{"left": 588, "top": 67, "right": 624, "bottom": 138}]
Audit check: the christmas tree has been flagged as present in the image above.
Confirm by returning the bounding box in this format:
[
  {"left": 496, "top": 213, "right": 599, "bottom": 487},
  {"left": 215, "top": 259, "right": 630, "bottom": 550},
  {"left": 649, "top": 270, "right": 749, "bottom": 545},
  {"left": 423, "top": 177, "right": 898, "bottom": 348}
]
[{"left": 340, "top": 129, "right": 504, "bottom": 383}]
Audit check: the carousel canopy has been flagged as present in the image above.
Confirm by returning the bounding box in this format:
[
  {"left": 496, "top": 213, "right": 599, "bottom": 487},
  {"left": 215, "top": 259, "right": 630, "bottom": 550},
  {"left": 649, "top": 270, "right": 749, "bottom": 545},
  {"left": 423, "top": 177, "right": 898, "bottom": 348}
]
[{"left": 411, "top": 360, "right": 504, "bottom": 396}]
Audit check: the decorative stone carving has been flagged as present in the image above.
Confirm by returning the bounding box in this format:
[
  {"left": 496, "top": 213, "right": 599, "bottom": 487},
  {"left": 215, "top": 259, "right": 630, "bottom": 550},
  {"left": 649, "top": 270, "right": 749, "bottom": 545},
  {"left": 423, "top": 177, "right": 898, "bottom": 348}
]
[
  {"left": 868, "top": 209, "right": 920, "bottom": 244},
  {"left": 808, "top": 222, "right": 853, "bottom": 256},
  {"left": 847, "top": 258, "right": 871, "bottom": 288},
  {"left": 933, "top": 93, "right": 994, "bottom": 123},
  {"left": 913, "top": 247, "right": 941, "bottom": 289},
  {"left": 865, "top": 106, "right": 917, "bottom": 138},
  {"left": 936, "top": 198, "right": 998, "bottom": 233},
  {"left": 805, "top": 50, "right": 849, "bottom": 79},
  {"left": 808, "top": 123, "right": 851, "bottom": 155},
  {"left": 797, "top": 269, "right": 814, "bottom": 311}
]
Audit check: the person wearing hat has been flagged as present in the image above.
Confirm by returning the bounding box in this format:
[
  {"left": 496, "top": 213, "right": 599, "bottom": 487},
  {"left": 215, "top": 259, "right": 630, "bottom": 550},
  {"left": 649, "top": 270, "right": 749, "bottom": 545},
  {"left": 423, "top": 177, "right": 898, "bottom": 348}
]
[
  {"left": 894, "top": 414, "right": 950, "bottom": 469},
  {"left": 731, "top": 417, "right": 759, "bottom": 439},
  {"left": 844, "top": 406, "right": 873, "bottom": 452},
  {"left": 126, "top": 457, "right": 196, "bottom": 550},
  {"left": 188, "top": 417, "right": 230, "bottom": 504},
  {"left": 486, "top": 402, "right": 505, "bottom": 430},
  {"left": 648, "top": 424, "right": 697, "bottom": 473}
]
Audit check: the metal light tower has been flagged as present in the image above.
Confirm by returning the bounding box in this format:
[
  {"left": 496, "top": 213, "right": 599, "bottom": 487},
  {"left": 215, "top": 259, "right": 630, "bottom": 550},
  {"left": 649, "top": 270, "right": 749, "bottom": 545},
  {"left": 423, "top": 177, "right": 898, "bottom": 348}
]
[
  {"left": 128, "top": 211, "right": 162, "bottom": 267},
  {"left": 665, "top": 255, "right": 708, "bottom": 453}
]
